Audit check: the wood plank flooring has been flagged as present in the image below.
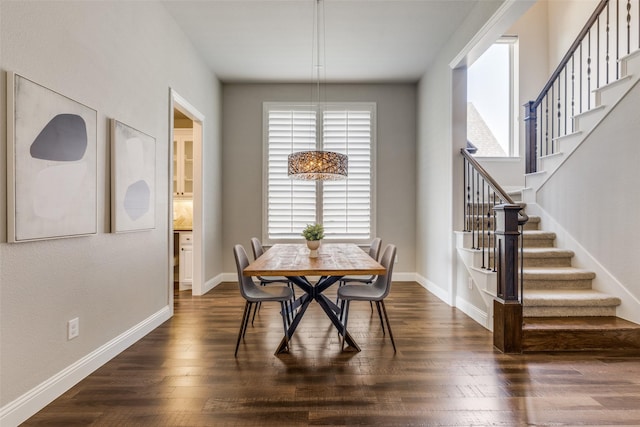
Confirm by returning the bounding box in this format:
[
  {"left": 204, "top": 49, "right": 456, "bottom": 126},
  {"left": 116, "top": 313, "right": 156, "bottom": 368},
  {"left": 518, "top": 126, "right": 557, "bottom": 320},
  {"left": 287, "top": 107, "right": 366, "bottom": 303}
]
[{"left": 24, "top": 282, "right": 640, "bottom": 426}]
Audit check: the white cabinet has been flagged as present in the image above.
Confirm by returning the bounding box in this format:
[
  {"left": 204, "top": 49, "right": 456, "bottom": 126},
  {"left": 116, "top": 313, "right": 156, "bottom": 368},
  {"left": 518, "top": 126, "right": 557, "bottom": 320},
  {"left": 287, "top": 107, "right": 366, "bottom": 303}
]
[
  {"left": 173, "top": 129, "right": 193, "bottom": 197},
  {"left": 178, "top": 232, "right": 193, "bottom": 290}
]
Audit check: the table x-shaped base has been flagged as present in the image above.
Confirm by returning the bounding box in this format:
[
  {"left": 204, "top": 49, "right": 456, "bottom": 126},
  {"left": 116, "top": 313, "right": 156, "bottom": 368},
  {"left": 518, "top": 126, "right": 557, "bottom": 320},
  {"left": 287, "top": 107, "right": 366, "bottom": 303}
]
[{"left": 274, "top": 275, "right": 361, "bottom": 354}]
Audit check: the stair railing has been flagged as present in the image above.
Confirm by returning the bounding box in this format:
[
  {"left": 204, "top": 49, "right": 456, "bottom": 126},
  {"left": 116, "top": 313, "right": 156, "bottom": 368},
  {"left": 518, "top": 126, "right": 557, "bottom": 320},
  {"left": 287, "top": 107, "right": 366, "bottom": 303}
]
[
  {"left": 461, "top": 148, "right": 529, "bottom": 303},
  {"left": 525, "top": 0, "right": 640, "bottom": 173}
]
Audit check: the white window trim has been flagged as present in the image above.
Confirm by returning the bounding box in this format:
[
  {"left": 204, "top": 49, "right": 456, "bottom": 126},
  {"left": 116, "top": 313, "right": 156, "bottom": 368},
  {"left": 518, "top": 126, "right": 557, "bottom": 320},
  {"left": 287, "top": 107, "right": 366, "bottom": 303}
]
[
  {"left": 469, "top": 36, "right": 519, "bottom": 158},
  {"left": 504, "top": 35, "right": 519, "bottom": 158},
  {"left": 262, "top": 102, "right": 377, "bottom": 245}
]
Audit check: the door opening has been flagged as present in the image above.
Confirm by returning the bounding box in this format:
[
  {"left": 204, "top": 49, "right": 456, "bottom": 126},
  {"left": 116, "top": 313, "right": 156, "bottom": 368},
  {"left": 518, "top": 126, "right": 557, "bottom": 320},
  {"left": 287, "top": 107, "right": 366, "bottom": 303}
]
[{"left": 169, "top": 90, "right": 204, "bottom": 305}]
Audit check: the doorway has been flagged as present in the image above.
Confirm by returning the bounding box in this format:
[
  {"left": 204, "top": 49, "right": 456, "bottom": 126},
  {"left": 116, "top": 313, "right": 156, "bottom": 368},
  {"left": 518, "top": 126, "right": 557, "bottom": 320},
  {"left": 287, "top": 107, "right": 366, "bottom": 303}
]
[{"left": 170, "top": 90, "right": 204, "bottom": 303}]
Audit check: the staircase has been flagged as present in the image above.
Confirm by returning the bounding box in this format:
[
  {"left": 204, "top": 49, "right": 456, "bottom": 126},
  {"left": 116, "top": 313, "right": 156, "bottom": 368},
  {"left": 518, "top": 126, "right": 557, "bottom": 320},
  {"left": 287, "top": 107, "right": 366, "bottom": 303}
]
[
  {"left": 457, "top": 201, "right": 640, "bottom": 352},
  {"left": 458, "top": 0, "right": 640, "bottom": 352},
  {"left": 517, "top": 27, "right": 640, "bottom": 350},
  {"left": 516, "top": 210, "right": 640, "bottom": 351}
]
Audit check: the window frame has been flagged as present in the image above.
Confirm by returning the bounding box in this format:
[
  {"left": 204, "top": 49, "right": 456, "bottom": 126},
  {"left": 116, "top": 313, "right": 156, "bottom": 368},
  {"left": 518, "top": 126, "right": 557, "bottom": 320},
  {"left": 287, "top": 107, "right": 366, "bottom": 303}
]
[
  {"left": 467, "top": 36, "right": 519, "bottom": 158},
  {"left": 262, "top": 101, "right": 377, "bottom": 245}
]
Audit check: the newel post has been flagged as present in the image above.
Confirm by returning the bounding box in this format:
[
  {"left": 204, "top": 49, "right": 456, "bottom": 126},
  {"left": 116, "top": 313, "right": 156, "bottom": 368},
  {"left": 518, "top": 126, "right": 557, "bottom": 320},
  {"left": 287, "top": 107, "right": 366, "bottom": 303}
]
[
  {"left": 524, "top": 101, "right": 537, "bottom": 174},
  {"left": 492, "top": 204, "right": 523, "bottom": 353}
]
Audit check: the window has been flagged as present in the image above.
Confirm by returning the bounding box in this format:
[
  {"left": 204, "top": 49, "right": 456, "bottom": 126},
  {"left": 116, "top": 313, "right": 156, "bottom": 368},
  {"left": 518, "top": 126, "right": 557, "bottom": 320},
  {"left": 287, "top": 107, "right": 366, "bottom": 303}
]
[
  {"left": 467, "top": 36, "right": 518, "bottom": 157},
  {"left": 263, "top": 102, "right": 376, "bottom": 244}
]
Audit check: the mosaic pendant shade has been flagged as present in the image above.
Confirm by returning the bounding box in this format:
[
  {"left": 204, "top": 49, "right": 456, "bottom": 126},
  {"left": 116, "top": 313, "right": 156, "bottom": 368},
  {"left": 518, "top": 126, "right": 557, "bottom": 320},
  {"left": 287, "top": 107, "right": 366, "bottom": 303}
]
[{"left": 288, "top": 150, "right": 348, "bottom": 181}]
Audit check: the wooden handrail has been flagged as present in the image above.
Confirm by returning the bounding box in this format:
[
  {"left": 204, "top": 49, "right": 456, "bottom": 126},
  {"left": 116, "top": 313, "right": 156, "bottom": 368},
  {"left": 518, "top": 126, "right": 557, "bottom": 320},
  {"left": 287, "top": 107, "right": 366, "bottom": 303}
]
[{"left": 532, "top": 0, "right": 609, "bottom": 109}]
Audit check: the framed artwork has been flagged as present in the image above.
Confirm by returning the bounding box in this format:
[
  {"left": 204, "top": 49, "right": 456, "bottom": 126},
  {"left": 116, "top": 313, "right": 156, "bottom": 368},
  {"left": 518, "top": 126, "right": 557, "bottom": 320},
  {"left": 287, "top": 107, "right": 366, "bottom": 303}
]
[
  {"left": 7, "top": 72, "right": 97, "bottom": 242},
  {"left": 111, "top": 119, "right": 156, "bottom": 233}
]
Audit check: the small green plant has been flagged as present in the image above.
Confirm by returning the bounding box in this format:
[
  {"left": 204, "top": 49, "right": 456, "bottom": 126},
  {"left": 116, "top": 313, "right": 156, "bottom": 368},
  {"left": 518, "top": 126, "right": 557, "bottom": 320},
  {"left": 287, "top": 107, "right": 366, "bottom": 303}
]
[{"left": 301, "top": 223, "right": 325, "bottom": 241}]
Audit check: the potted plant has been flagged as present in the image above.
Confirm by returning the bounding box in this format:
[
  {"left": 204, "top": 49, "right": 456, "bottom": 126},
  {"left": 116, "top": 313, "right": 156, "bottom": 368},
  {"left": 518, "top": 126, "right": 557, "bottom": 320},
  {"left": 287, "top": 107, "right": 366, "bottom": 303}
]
[{"left": 302, "top": 223, "right": 324, "bottom": 257}]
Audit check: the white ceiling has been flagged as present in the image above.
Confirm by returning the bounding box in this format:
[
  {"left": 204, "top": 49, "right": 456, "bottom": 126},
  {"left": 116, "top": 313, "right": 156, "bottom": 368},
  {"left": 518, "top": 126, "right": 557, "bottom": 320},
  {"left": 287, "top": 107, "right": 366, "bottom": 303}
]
[{"left": 162, "top": 0, "right": 481, "bottom": 83}]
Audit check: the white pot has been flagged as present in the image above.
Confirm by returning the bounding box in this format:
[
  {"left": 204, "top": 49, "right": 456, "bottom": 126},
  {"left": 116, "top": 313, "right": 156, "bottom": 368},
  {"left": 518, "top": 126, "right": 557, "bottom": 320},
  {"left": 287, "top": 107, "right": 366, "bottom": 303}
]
[{"left": 306, "top": 239, "right": 321, "bottom": 258}]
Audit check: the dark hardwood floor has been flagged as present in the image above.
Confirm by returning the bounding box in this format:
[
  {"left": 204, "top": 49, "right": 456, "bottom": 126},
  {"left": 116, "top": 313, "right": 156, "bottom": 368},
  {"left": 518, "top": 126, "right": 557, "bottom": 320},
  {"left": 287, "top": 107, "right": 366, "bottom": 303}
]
[{"left": 24, "top": 282, "right": 640, "bottom": 426}]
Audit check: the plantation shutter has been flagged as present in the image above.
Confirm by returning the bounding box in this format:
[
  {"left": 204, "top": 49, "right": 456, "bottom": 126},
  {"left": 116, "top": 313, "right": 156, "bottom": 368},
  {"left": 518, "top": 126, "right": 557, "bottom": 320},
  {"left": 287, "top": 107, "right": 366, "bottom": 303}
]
[
  {"left": 264, "top": 103, "right": 375, "bottom": 243},
  {"left": 266, "top": 109, "right": 316, "bottom": 239},
  {"left": 322, "top": 109, "right": 372, "bottom": 239}
]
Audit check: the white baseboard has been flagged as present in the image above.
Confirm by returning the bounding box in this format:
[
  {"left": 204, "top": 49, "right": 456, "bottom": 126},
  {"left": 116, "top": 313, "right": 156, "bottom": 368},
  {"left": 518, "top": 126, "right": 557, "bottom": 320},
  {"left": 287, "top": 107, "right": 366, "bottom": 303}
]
[
  {"left": 415, "top": 274, "right": 491, "bottom": 330},
  {"left": 390, "top": 272, "right": 416, "bottom": 282},
  {"left": 202, "top": 273, "right": 225, "bottom": 294},
  {"left": 415, "top": 273, "right": 452, "bottom": 306},
  {"left": 455, "top": 296, "right": 490, "bottom": 330},
  {"left": 221, "top": 272, "right": 237, "bottom": 282},
  {"left": 0, "top": 306, "right": 171, "bottom": 427}
]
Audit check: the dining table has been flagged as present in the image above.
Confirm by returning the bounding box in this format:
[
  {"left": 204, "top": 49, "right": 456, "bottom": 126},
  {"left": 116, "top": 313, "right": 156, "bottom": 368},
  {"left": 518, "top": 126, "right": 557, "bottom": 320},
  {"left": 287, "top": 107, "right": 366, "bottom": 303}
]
[{"left": 243, "top": 242, "right": 386, "bottom": 354}]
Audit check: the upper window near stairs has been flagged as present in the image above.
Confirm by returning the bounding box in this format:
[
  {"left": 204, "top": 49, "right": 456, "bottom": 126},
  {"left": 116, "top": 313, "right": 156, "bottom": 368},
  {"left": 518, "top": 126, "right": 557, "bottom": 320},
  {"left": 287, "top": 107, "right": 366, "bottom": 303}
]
[{"left": 467, "top": 36, "right": 519, "bottom": 158}]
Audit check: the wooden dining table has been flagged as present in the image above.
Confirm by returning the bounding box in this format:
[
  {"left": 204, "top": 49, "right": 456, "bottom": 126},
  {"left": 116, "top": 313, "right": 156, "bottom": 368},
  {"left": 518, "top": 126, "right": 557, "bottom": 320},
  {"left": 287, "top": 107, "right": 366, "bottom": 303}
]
[{"left": 243, "top": 242, "right": 386, "bottom": 354}]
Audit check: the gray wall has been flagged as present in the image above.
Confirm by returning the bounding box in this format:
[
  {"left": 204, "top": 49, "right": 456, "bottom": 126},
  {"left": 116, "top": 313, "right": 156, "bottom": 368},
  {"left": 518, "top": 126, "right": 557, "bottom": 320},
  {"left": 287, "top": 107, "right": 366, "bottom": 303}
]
[
  {"left": 0, "top": 0, "right": 222, "bottom": 410},
  {"left": 416, "top": 1, "right": 505, "bottom": 301},
  {"left": 222, "top": 83, "right": 416, "bottom": 274}
]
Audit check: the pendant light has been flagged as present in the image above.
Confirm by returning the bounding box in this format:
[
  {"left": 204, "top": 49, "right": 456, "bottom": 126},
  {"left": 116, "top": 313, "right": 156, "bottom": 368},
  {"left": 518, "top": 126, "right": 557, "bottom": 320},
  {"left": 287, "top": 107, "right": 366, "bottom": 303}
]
[{"left": 288, "top": 0, "right": 348, "bottom": 181}]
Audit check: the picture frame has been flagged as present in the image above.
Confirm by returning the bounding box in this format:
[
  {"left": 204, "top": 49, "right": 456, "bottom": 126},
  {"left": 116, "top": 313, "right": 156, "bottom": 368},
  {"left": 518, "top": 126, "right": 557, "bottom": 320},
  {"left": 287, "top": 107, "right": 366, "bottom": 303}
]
[
  {"left": 111, "top": 119, "right": 156, "bottom": 233},
  {"left": 7, "top": 72, "right": 98, "bottom": 242}
]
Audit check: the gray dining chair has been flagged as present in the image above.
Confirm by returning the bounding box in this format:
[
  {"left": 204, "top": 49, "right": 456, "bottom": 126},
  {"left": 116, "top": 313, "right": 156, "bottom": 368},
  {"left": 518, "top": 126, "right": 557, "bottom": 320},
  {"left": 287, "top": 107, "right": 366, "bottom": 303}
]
[
  {"left": 337, "top": 237, "right": 382, "bottom": 312},
  {"left": 338, "top": 237, "right": 382, "bottom": 288},
  {"left": 338, "top": 244, "right": 397, "bottom": 352},
  {"left": 233, "top": 244, "right": 293, "bottom": 357},
  {"left": 250, "top": 237, "right": 295, "bottom": 325}
]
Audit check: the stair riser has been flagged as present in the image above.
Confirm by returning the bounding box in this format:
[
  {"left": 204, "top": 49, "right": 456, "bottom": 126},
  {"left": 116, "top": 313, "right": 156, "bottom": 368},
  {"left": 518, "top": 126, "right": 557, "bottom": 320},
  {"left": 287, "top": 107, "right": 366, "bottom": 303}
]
[
  {"left": 486, "top": 253, "right": 573, "bottom": 267},
  {"left": 521, "top": 257, "right": 573, "bottom": 267},
  {"left": 620, "top": 50, "right": 640, "bottom": 76},
  {"left": 574, "top": 106, "right": 605, "bottom": 133},
  {"left": 554, "top": 131, "right": 583, "bottom": 155},
  {"left": 523, "top": 329, "right": 640, "bottom": 352},
  {"left": 523, "top": 306, "right": 617, "bottom": 317},
  {"left": 594, "top": 75, "right": 634, "bottom": 107},
  {"left": 523, "top": 279, "right": 593, "bottom": 290},
  {"left": 522, "top": 237, "right": 555, "bottom": 248}
]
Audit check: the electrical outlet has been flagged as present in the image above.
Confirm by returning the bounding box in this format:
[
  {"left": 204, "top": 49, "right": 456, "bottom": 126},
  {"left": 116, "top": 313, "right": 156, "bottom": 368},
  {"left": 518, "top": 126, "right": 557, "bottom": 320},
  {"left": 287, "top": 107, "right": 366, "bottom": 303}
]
[
  {"left": 395, "top": 254, "right": 398, "bottom": 264},
  {"left": 68, "top": 317, "right": 79, "bottom": 340},
  {"left": 468, "top": 277, "right": 473, "bottom": 290}
]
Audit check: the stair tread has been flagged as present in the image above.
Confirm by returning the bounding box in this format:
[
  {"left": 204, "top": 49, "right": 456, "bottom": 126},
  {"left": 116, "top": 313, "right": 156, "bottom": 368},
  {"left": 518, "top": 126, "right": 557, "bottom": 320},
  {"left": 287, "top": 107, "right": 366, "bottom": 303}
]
[
  {"left": 523, "top": 316, "right": 640, "bottom": 331},
  {"left": 524, "top": 289, "right": 621, "bottom": 306}
]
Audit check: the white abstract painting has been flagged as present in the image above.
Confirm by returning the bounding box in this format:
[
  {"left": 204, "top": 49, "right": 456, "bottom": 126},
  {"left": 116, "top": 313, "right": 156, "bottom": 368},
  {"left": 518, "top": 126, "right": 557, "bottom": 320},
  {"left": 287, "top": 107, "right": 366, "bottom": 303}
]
[
  {"left": 8, "top": 73, "right": 97, "bottom": 242},
  {"left": 111, "top": 119, "right": 156, "bottom": 233}
]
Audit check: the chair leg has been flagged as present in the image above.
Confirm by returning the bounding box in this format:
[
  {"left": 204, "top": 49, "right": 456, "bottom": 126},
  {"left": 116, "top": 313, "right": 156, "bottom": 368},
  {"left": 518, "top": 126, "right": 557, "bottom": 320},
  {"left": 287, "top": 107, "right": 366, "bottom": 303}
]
[
  {"left": 379, "top": 300, "right": 396, "bottom": 353},
  {"left": 255, "top": 280, "right": 267, "bottom": 315},
  {"left": 341, "top": 300, "right": 351, "bottom": 351},
  {"left": 235, "top": 301, "right": 251, "bottom": 357},
  {"left": 280, "top": 302, "right": 290, "bottom": 352},
  {"left": 339, "top": 298, "right": 346, "bottom": 322},
  {"left": 242, "top": 302, "right": 253, "bottom": 339},
  {"left": 375, "top": 301, "right": 386, "bottom": 336},
  {"left": 251, "top": 301, "right": 260, "bottom": 326}
]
